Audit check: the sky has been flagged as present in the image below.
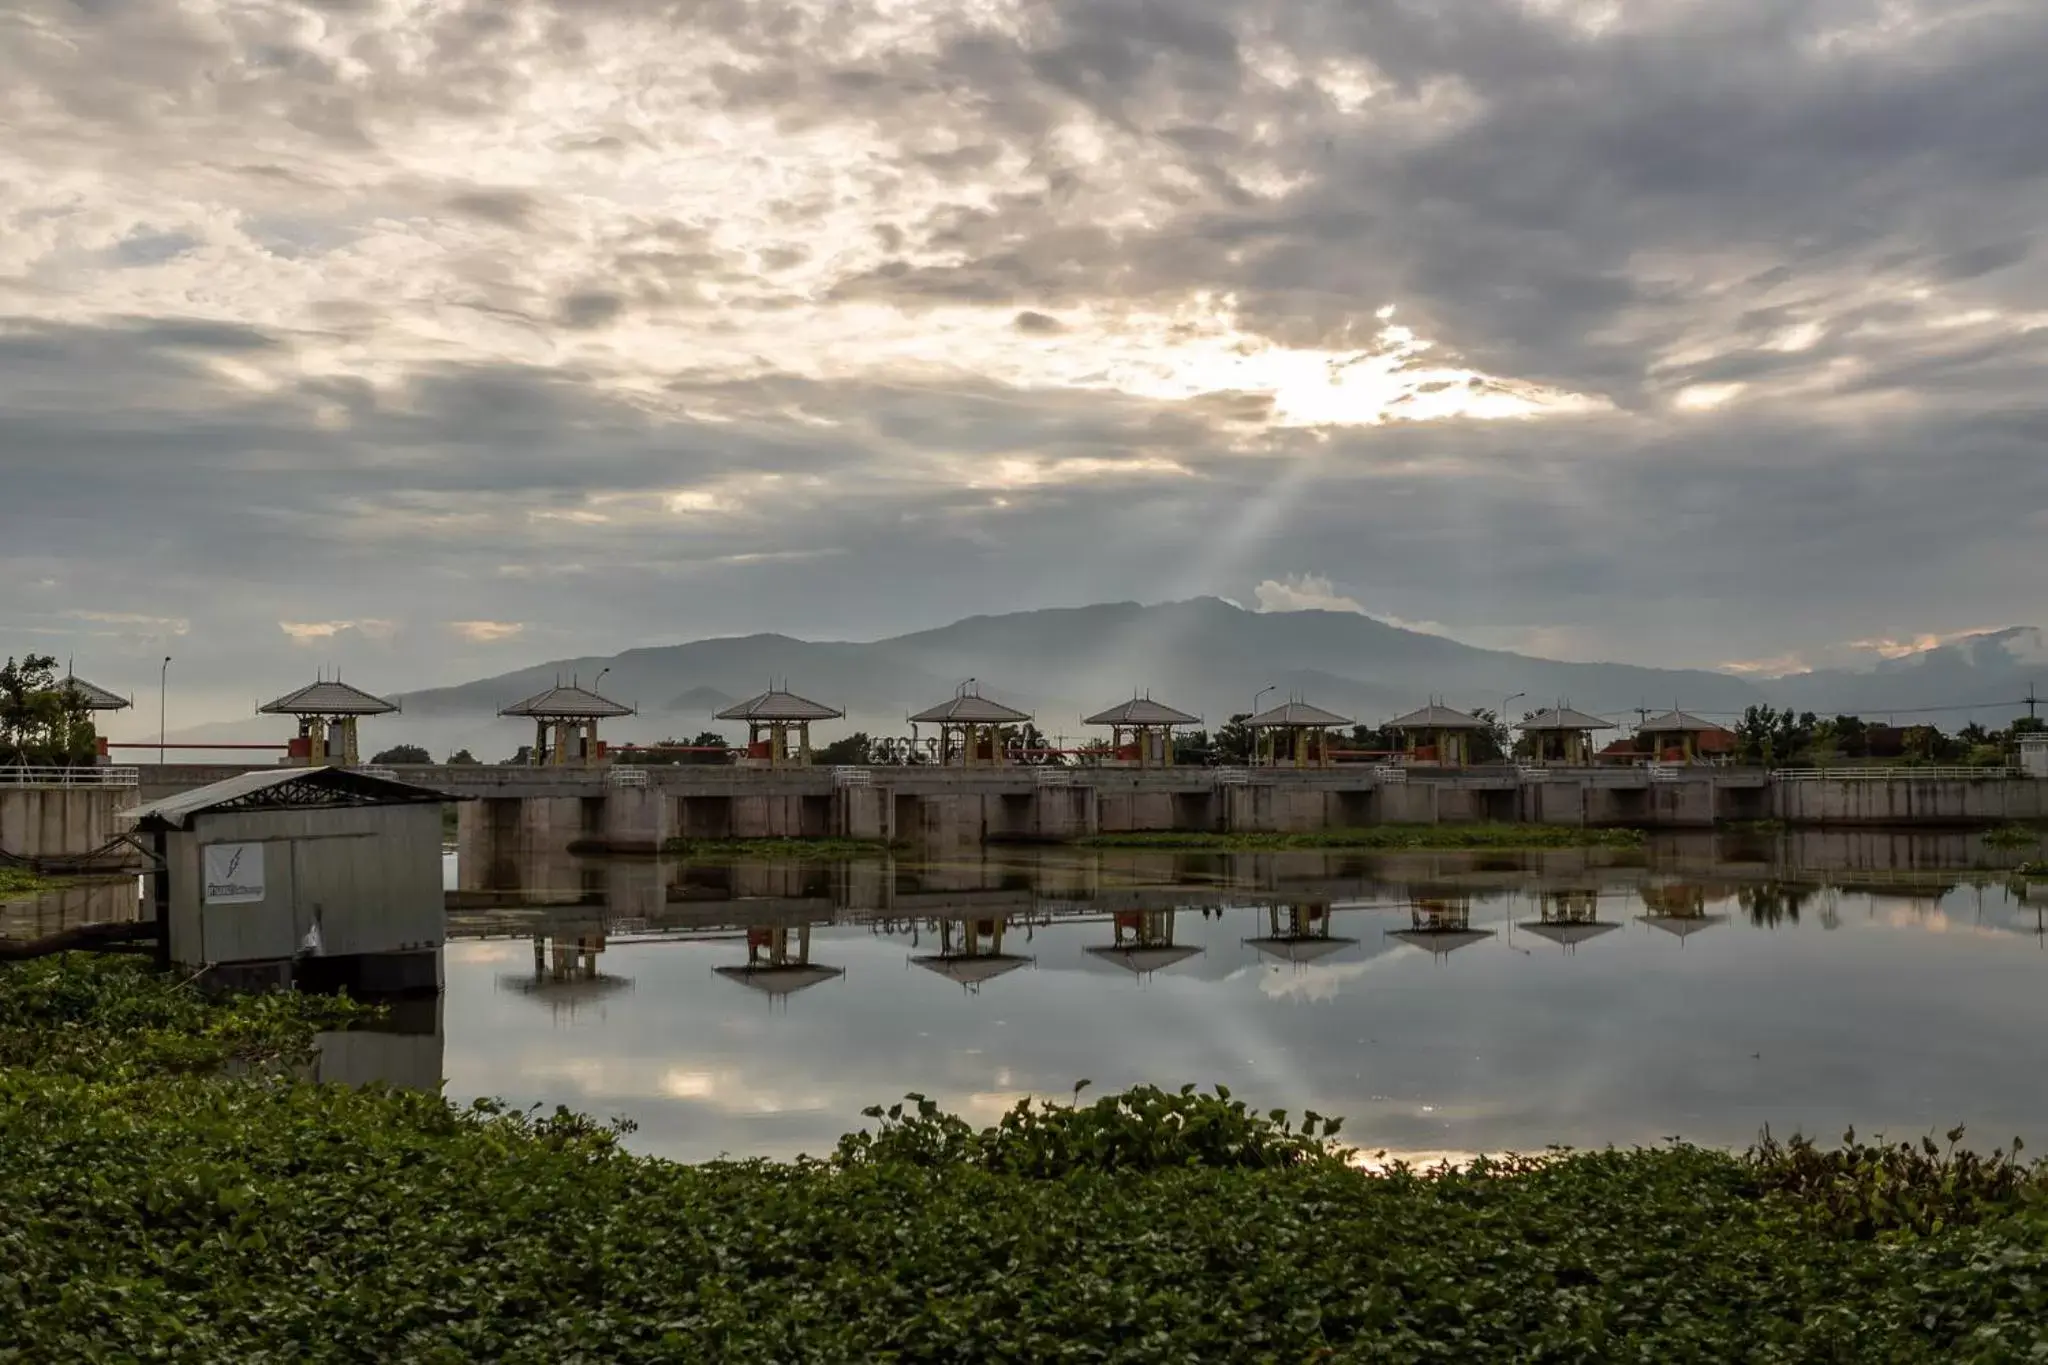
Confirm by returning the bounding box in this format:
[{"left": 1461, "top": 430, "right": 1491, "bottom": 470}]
[{"left": 5, "top": 0, "right": 2047, "bottom": 730}]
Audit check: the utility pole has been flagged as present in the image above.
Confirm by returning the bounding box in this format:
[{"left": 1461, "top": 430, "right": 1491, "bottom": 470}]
[{"left": 158, "top": 656, "right": 172, "bottom": 768}]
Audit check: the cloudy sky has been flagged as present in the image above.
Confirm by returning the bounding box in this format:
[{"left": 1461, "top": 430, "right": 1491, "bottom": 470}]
[{"left": 5, "top": 0, "right": 2046, "bottom": 727}]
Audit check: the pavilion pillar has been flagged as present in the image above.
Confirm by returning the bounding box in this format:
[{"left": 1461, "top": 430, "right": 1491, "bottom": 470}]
[{"left": 799, "top": 722, "right": 811, "bottom": 766}]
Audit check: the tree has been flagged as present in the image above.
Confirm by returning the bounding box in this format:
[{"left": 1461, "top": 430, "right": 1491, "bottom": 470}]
[
  {"left": 500, "top": 745, "right": 534, "bottom": 766},
  {"left": 618, "top": 733, "right": 731, "bottom": 766},
  {"left": 371, "top": 744, "right": 432, "bottom": 765},
  {"left": 1175, "top": 729, "right": 1213, "bottom": 766},
  {"left": 0, "top": 654, "right": 96, "bottom": 767},
  {"left": 1467, "top": 707, "right": 1509, "bottom": 765},
  {"left": 814, "top": 732, "right": 874, "bottom": 765},
  {"left": 1213, "top": 713, "right": 1256, "bottom": 765},
  {"left": 446, "top": 749, "right": 480, "bottom": 765}
]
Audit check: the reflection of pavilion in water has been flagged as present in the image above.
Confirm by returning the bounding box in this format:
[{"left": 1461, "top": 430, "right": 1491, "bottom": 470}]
[
  {"left": 1390, "top": 895, "right": 1494, "bottom": 958},
  {"left": 1517, "top": 890, "right": 1619, "bottom": 952},
  {"left": 502, "top": 919, "right": 634, "bottom": 1019},
  {"left": 715, "top": 922, "right": 845, "bottom": 1003},
  {"left": 1637, "top": 882, "right": 1731, "bottom": 940},
  {"left": 910, "top": 913, "right": 1034, "bottom": 991},
  {"left": 1244, "top": 902, "right": 1357, "bottom": 967},
  {"left": 1086, "top": 909, "right": 1203, "bottom": 978}
]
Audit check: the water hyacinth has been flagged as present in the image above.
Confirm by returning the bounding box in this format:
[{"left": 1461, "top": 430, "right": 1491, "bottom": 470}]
[{"left": 6, "top": 957, "right": 2048, "bottom": 1360}]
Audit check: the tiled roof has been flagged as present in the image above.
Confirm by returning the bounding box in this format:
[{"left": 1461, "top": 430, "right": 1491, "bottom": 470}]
[
  {"left": 715, "top": 689, "right": 844, "bottom": 722},
  {"left": 1519, "top": 706, "right": 1617, "bottom": 731},
  {"left": 499, "top": 683, "right": 635, "bottom": 719},
  {"left": 1636, "top": 710, "right": 1730, "bottom": 734},
  {"left": 60, "top": 676, "right": 131, "bottom": 711},
  {"left": 908, "top": 688, "right": 1033, "bottom": 724},
  {"left": 258, "top": 679, "right": 398, "bottom": 716},
  {"left": 1386, "top": 703, "right": 1487, "bottom": 730},
  {"left": 1084, "top": 697, "right": 1201, "bottom": 727},
  {"left": 1245, "top": 700, "right": 1352, "bottom": 728}
]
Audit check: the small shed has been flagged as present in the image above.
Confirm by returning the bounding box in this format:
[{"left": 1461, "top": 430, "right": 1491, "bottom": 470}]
[
  {"left": 259, "top": 678, "right": 397, "bottom": 766},
  {"left": 1635, "top": 710, "right": 1733, "bottom": 763},
  {"left": 1518, "top": 705, "right": 1617, "bottom": 765},
  {"left": 1387, "top": 702, "right": 1490, "bottom": 767},
  {"left": 123, "top": 767, "right": 448, "bottom": 993},
  {"left": 716, "top": 687, "right": 844, "bottom": 768},
  {"left": 2019, "top": 732, "right": 2048, "bottom": 779},
  {"left": 1245, "top": 699, "right": 1352, "bottom": 769},
  {"left": 909, "top": 683, "right": 1033, "bottom": 767},
  {"left": 1084, "top": 695, "right": 1200, "bottom": 768}
]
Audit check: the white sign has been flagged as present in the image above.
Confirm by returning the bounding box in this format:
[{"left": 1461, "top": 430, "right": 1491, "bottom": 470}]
[{"left": 202, "top": 843, "right": 266, "bottom": 904}]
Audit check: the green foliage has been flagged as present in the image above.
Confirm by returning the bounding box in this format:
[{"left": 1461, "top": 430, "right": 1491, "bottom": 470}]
[
  {"left": 445, "top": 748, "right": 480, "bottom": 765},
  {"left": 813, "top": 731, "right": 873, "bottom": 765},
  {"left": 0, "top": 653, "right": 98, "bottom": 766},
  {"left": 0, "top": 867, "right": 61, "bottom": 898},
  {"left": 369, "top": 743, "right": 432, "bottom": 765},
  {"left": 15, "top": 959, "right": 2048, "bottom": 1359},
  {"left": 618, "top": 732, "right": 731, "bottom": 765},
  {"left": 2016, "top": 861, "right": 2048, "bottom": 879},
  {"left": 1078, "top": 824, "right": 1647, "bottom": 851},
  {"left": 1982, "top": 825, "right": 2043, "bottom": 850}
]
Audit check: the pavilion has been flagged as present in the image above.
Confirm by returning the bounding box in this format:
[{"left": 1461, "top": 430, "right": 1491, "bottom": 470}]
[
  {"left": 1517, "top": 890, "right": 1619, "bottom": 952},
  {"left": 908, "top": 682, "right": 1032, "bottom": 768},
  {"left": 717, "top": 686, "right": 843, "bottom": 768},
  {"left": 1244, "top": 698, "right": 1351, "bottom": 769},
  {"left": 1388, "top": 897, "right": 1494, "bottom": 958},
  {"left": 59, "top": 675, "right": 131, "bottom": 761},
  {"left": 1517, "top": 705, "right": 1617, "bottom": 765},
  {"left": 1638, "top": 881, "right": 1730, "bottom": 940},
  {"left": 1085, "top": 909, "right": 1202, "bottom": 978},
  {"left": 500, "top": 680, "right": 634, "bottom": 766},
  {"left": 1635, "top": 710, "right": 1733, "bottom": 763},
  {"left": 911, "top": 914, "right": 1033, "bottom": 992},
  {"left": 503, "top": 923, "right": 632, "bottom": 1020},
  {"left": 259, "top": 677, "right": 398, "bottom": 766},
  {"left": 1386, "top": 702, "right": 1491, "bottom": 767},
  {"left": 714, "top": 922, "right": 845, "bottom": 1001},
  {"left": 1083, "top": 695, "right": 1200, "bottom": 768},
  {"left": 1244, "top": 902, "right": 1356, "bottom": 966}
]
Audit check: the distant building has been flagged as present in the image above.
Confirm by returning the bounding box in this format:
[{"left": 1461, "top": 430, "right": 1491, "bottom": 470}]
[
  {"left": 1634, "top": 711, "right": 1734, "bottom": 763},
  {"left": 500, "top": 680, "right": 634, "bottom": 766},
  {"left": 1244, "top": 699, "right": 1351, "bottom": 769},
  {"left": 1517, "top": 705, "right": 1616, "bottom": 766},
  {"left": 1387, "top": 702, "right": 1490, "bottom": 767},
  {"left": 2020, "top": 732, "right": 2048, "bottom": 779},
  {"left": 716, "top": 687, "right": 843, "bottom": 768},
  {"left": 908, "top": 683, "right": 1033, "bottom": 768},
  {"left": 1083, "top": 696, "right": 1201, "bottom": 768}
]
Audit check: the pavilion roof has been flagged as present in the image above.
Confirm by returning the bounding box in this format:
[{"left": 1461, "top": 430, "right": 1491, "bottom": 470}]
[
  {"left": 1519, "top": 921, "right": 1620, "bottom": 948},
  {"left": 1386, "top": 703, "right": 1487, "bottom": 731},
  {"left": 1519, "top": 705, "right": 1616, "bottom": 732},
  {"left": 1639, "top": 913, "right": 1728, "bottom": 939},
  {"left": 1084, "top": 697, "right": 1201, "bottom": 727},
  {"left": 716, "top": 688, "right": 844, "bottom": 722},
  {"left": 713, "top": 963, "right": 845, "bottom": 995},
  {"left": 909, "top": 687, "right": 1032, "bottom": 725},
  {"left": 258, "top": 679, "right": 398, "bottom": 717},
  {"left": 500, "top": 682, "right": 634, "bottom": 719},
  {"left": 1389, "top": 928, "right": 1493, "bottom": 956},
  {"left": 1246, "top": 936, "right": 1356, "bottom": 964},
  {"left": 1636, "top": 710, "right": 1730, "bottom": 735},
  {"left": 1084, "top": 944, "right": 1202, "bottom": 975},
  {"left": 911, "top": 954, "right": 1032, "bottom": 985},
  {"left": 1245, "top": 700, "right": 1351, "bottom": 728},
  {"left": 61, "top": 676, "right": 131, "bottom": 711}
]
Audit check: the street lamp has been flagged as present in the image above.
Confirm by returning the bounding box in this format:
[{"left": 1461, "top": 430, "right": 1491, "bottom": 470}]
[
  {"left": 158, "top": 656, "right": 172, "bottom": 767},
  {"left": 1250, "top": 684, "right": 1276, "bottom": 765},
  {"left": 1498, "top": 692, "right": 1525, "bottom": 764}
]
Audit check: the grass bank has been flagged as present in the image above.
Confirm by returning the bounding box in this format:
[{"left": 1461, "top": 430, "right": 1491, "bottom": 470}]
[
  {"left": 1984, "top": 824, "right": 2046, "bottom": 850},
  {"left": 1075, "top": 823, "right": 1647, "bottom": 852},
  {"left": 7, "top": 958, "right": 2048, "bottom": 1360},
  {"left": 660, "top": 836, "right": 895, "bottom": 859}
]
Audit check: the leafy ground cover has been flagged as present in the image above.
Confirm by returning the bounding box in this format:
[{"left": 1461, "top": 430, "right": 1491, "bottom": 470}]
[
  {"left": 6, "top": 958, "right": 2048, "bottom": 1361},
  {"left": 1983, "top": 824, "right": 2045, "bottom": 850},
  {"left": 1076, "top": 823, "right": 1647, "bottom": 852},
  {"left": 0, "top": 866, "right": 60, "bottom": 898}
]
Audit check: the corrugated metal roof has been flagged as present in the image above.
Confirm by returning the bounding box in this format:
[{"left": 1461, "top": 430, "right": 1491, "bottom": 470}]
[
  {"left": 1246, "top": 936, "right": 1357, "bottom": 964},
  {"left": 713, "top": 964, "right": 844, "bottom": 995},
  {"left": 61, "top": 676, "right": 131, "bottom": 711},
  {"left": 911, "top": 954, "right": 1032, "bottom": 984},
  {"left": 258, "top": 679, "right": 398, "bottom": 716},
  {"left": 121, "top": 765, "right": 449, "bottom": 829},
  {"left": 1636, "top": 710, "right": 1730, "bottom": 734},
  {"left": 715, "top": 689, "right": 844, "bottom": 722},
  {"left": 908, "top": 689, "right": 1033, "bottom": 724},
  {"left": 1386, "top": 703, "right": 1487, "bottom": 730},
  {"left": 1519, "top": 921, "right": 1620, "bottom": 948},
  {"left": 1084, "top": 944, "right": 1203, "bottom": 974},
  {"left": 499, "top": 683, "right": 635, "bottom": 719},
  {"left": 1245, "top": 700, "right": 1352, "bottom": 728},
  {"left": 1519, "top": 706, "right": 1617, "bottom": 731},
  {"left": 1083, "top": 697, "right": 1201, "bottom": 727}
]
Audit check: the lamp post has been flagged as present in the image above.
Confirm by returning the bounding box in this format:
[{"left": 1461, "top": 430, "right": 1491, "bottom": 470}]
[
  {"left": 158, "top": 656, "right": 172, "bottom": 767},
  {"left": 1251, "top": 684, "right": 1275, "bottom": 765},
  {"left": 1497, "top": 692, "right": 1525, "bottom": 764}
]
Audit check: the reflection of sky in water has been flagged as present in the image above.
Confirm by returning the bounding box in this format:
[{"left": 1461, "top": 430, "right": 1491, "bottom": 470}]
[{"left": 436, "top": 846, "right": 2048, "bottom": 1164}]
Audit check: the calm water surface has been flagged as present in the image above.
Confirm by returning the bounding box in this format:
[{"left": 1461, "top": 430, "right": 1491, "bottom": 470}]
[{"left": 419, "top": 833, "right": 2048, "bottom": 1164}]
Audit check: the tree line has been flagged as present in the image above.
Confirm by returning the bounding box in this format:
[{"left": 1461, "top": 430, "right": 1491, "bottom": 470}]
[{"left": 0, "top": 655, "right": 100, "bottom": 767}]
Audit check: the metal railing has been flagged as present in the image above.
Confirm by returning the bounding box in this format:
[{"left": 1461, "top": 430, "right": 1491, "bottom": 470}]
[
  {"left": 1773, "top": 766, "right": 2020, "bottom": 782},
  {"left": 832, "top": 767, "right": 871, "bottom": 788},
  {"left": 352, "top": 766, "right": 399, "bottom": 782},
  {"left": 0, "top": 766, "right": 139, "bottom": 788}
]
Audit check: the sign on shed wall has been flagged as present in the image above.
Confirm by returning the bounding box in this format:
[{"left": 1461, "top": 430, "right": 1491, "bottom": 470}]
[{"left": 202, "top": 842, "right": 266, "bottom": 904}]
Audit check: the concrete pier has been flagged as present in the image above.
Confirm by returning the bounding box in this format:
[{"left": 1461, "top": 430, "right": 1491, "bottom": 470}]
[{"left": 107, "top": 762, "right": 2043, "bottom": 868}]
